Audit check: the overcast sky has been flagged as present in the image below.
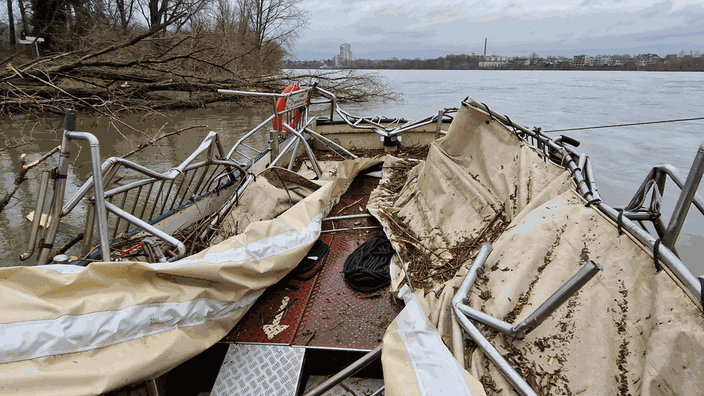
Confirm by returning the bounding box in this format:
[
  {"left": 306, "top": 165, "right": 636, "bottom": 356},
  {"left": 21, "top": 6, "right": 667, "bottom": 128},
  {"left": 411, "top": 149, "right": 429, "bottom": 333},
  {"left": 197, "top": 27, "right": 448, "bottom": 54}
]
[{"left": 292, "top": 0, "right": 704, "bottom": 60}]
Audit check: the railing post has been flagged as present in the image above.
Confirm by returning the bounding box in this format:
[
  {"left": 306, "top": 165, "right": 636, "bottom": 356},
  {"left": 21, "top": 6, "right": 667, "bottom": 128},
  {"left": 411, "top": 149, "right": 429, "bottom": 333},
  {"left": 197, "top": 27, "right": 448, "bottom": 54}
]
[
  {"left": 270, "top": 98, "right": 280, "bottom": 160},
  {"left": 269, "top": 130, "right": 280, "bottom": 161},
  {"left": 37, "top": 111, "right": 75, "bottom": 264},
  {"left": 20, "top": 170, "right": 50, "bottom": 261},
  {"left": 663, "top": 143, "right": 704, "bottom": 250},
  {"left": 435, "top": 109, "right": 444, "bottom": 139},
  {"left": 64, "top": 130, "right": 110, "bottom": 262}
]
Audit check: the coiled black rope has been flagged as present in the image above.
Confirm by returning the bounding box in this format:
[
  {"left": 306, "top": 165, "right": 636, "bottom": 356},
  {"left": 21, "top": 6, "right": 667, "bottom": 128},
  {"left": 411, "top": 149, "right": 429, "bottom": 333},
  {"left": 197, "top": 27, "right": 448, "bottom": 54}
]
[
  {"left": 285, "top": 240, "right": 329, "bottom": 289},
  {"left": 297, "top": 240, "right": 330, "bottom": 278},
  {"left": 343, "top": 235, "right": 394, "bottom": 293}
]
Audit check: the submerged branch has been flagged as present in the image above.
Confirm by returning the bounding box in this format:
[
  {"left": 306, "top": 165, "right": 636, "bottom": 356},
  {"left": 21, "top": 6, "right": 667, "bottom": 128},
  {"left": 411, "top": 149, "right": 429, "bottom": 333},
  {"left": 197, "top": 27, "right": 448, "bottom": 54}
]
[{"left": 0, "top": 146, "right": 60, "bottom": 213}]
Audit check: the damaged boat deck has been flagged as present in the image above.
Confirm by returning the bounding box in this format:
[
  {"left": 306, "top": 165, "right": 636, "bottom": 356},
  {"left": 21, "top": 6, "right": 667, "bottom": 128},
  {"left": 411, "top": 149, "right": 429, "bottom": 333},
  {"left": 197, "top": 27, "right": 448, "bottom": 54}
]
[{"left": 224, "top": 172, "right": 404, "bottom": 351}]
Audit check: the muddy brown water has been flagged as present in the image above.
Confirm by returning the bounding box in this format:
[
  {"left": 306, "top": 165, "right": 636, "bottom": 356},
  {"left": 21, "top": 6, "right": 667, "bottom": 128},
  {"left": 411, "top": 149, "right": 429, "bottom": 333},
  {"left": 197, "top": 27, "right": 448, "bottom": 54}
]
[{"left": 0, "top": 105, "right": 270, "bottom": 266}]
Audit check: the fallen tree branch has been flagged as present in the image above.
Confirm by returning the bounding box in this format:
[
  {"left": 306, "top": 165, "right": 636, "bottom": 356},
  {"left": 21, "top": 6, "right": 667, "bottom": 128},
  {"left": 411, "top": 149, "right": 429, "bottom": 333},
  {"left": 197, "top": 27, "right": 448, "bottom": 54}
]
[
  {"left": 0, "top": 146, "right": 60, "bottom": 213},
  {"left": 122, "top": 125, "right": 206, "bottom": 159},
  {"left": 0, "top": 138, "right": 36, "bottom": 152}
]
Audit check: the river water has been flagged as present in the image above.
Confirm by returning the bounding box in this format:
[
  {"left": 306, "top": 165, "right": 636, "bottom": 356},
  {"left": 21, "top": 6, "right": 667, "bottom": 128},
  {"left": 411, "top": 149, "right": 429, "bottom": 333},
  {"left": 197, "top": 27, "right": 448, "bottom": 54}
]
[{"left": 2, "top": 70, "right": 703, "bottom": 273}]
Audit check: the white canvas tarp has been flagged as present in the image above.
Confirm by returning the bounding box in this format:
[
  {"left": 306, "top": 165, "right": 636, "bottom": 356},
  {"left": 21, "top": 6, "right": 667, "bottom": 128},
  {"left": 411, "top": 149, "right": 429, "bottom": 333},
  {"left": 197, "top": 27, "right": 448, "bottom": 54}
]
[
  {"left": 0, "top": 158, "right": 379, "bottom": 395},
  {"left": 372, "top": 103, "right": 704, "bottom": 396}
]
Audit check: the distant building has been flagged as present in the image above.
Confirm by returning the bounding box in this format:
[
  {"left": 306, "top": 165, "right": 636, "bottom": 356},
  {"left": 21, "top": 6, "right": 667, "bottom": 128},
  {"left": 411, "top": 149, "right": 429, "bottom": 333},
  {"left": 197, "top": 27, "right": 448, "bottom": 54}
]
[
  {"left": 635, "top": 53, "right": 660, "bottom": 66},
  {"left": 572, "top": 55, "right": 591, "bottom": 67},
  {"left": 478, "top": 61, "right": 509, "bottom": 68},
  {"left": 339, "top": 44, "right": 353, "bottom": 65},
  {"left": 592, "top": 55, "right": 614, "bottom": 67}
]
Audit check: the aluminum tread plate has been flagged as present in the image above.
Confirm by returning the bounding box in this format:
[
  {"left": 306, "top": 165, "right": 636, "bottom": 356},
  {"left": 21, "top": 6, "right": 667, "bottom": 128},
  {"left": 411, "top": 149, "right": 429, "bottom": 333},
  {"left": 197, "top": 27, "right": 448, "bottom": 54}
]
[{"left": 211, "top": 344, "right": 305, "bottom": 396}]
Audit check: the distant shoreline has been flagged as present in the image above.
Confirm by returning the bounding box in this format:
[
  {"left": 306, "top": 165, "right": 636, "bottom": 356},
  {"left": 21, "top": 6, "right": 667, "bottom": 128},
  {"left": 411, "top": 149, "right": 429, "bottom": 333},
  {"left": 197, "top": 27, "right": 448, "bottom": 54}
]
[
  {"left": 290, "top": 67, "right": 704, "bottom": 72},
  {"left": 284, "top": 57, "right": 704, "bottom": 72}
]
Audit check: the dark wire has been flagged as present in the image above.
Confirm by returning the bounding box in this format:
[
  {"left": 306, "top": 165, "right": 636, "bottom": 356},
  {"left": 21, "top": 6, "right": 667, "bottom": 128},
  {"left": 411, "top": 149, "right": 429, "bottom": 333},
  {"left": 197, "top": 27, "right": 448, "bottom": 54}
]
[{"left": 543, "top": 116, "right": 704, "bottom": 133}]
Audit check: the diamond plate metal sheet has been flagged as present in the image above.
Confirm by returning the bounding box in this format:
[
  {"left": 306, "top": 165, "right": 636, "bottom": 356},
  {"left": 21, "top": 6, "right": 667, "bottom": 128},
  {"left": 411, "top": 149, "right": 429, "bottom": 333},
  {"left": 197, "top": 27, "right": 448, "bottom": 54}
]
[
  {"left": 211, "top": 344, "right": 305, "bottom": 396},
  {"left": 303, "top": 376, "right": 385, "bottom": 396},
  {"left": 291, "top": 176, "right": 404, "bottom": 350},
  {"left": 225, "top": 175, "right": 402, "bottom": 350}
]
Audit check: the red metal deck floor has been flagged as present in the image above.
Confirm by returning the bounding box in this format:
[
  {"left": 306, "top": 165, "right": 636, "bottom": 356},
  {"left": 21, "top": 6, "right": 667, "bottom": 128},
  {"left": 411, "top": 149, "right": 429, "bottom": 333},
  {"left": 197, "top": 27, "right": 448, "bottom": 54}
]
[{"left": 225, "top": 174, "right": 404, "bottom": 351}]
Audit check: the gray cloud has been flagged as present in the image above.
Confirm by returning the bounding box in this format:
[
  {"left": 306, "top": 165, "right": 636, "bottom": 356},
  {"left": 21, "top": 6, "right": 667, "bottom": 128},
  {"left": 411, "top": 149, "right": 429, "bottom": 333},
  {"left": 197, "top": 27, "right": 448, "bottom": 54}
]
[
  {"left": 354, "top": 25, "right": 387, "bottom": 36},
  {"left": 636, "top": 0, "right": 673, "bottom": 18},
  {"left": 293, "top": 0, "right": 704, "bottom": 60}
]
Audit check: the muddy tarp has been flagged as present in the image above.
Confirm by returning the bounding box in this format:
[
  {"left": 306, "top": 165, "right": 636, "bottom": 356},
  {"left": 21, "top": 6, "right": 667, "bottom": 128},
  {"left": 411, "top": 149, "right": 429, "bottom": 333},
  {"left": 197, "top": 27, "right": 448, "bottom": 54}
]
[
  {"left": 0, "top": 159, "right": 379, "bottom": 396},
  {"left": 371, "top": 103, "right": 704, "bottom": 396},
  {"left": 381, "top": 287, "right": 487, "bottom": 396}
]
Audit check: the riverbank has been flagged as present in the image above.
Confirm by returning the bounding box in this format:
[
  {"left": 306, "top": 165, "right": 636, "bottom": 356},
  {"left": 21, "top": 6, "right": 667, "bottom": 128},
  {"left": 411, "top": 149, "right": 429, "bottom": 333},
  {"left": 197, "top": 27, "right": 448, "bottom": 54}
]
[{"left": 285, "top": 56, "right": 704, "bottom": 72}]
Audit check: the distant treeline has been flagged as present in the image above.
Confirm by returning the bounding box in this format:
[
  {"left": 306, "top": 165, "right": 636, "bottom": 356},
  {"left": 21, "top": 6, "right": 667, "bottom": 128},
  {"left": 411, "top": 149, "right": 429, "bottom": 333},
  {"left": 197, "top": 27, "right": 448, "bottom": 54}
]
[{"left": 284, "top": 55, "right": 704, "bottom": 72}]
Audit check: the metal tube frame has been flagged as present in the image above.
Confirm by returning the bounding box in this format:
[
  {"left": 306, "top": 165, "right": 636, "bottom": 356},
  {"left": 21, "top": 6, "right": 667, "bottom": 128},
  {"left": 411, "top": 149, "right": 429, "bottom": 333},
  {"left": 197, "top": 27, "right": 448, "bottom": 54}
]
[
  {"left": 62, "top": 132, "right": 228, "bottom": 215},
  {"left": 20, "top": 170, "right": 50, "bottom": 261},
  {"left": 53, "top": 129, "right": 249, "bottom": 262},
  {"left": 198, "top": 173, "right": 256, "bottom": 242},
  {"left": 663, "top": 143, "right": 704, "bottom": 249},
  {"left": 303, "top": 127, "right": 358, "bottom": 159},
  {"left": 226, "top": 114, "right": 275, "bottom": 159},
  {"left": 323, "top": 214, "right": 374, "bottom": 221},
  {"left": 270, "top": 134, "right": 302, "bottom": 168},
  {"left": 36, "top": 113, "right": 74, "bottom": 265},
  {"left": 303, "top": 345, "right": 382, "bottom": 396},
  {"left": 451, "top": 244, "right": 538, "bottom": 396},
  {"left": 320, "top": 225, "right": 382, "bottom": 234},
  {"left": 435, "top": 109, "right": 444, "bottom": 139},
  {"left": 283, "top": 122, "right": 322, "bottom": 178},
  {"left": 104, "top": 201, "right": 186, "bottom": 261},
  {"left": 512, "top": 260, "right": 601, "bottom": 337},
  {"left": 62, "top": 130, "right": 111, "bottom": 262},
  {"left": 287, "top": 136, "right": 302, "bottom": 171}
]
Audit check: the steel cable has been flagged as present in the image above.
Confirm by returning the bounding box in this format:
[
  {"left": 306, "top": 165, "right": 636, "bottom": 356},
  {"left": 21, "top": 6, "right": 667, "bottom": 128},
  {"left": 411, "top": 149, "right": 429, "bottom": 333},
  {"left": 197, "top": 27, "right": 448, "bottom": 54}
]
[{"left": 543, "top": 116, "right": 704, "bottom": 133}]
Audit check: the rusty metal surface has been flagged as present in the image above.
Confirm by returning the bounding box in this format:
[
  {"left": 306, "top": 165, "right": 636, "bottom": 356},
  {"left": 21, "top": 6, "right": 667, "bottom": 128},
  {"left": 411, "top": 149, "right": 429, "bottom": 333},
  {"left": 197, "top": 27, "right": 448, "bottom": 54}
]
[
  {"left": 225, "top": 265, "right": 320, "bottom": 344},
  {"left": 225, "top": 174, "right": 403, "bottom": 350},
  {"left": 290, "top": 229, "right": 402, "bottom": 350},
  {"left": 291, "top": 175, "right": 403, "bottom": 350}
]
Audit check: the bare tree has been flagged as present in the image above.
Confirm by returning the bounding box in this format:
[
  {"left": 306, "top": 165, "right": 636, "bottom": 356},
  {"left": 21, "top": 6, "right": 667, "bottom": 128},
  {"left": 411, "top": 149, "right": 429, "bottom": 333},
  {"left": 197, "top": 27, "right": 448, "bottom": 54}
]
[
  {"left": 100, "top": 0, "right": 136, "bottom": 31},
  {"left": 212, "top": 0, "right": 237, "bottom": 34},
  {"left": 17, "top": 0, "right": 29, "bottom": 34},
  {"left": 237, "top": 0, "right": 309, "bottom": 54},
  {"left": 6, "top": 0, "right": 16, "bottom": 45},
  {"left": 137, "top": 0, "right": 214, "bottom": 32}
]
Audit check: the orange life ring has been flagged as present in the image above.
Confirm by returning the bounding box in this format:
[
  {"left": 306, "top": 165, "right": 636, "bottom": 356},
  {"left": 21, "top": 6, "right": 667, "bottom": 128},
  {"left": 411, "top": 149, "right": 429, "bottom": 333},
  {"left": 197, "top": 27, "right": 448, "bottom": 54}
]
[{"left": 273, "top": 84, "right": 303, "bottom": 132}]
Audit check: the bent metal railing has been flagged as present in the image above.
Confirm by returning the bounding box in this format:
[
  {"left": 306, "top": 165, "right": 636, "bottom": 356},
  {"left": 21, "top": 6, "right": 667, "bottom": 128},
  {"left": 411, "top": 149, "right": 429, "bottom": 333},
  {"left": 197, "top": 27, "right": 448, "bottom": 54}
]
[
  {"left": 466, "top": 98, "right": 704, "bottom": 312},
  {"left": 313, "top": 86, "right": 457, "bottom": 139},
  {"left": 23, "top": 111, "right": 248, "bottom": 265},
  {"left": 23, "top": 84, "right": 351, "bottom": 265}
]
